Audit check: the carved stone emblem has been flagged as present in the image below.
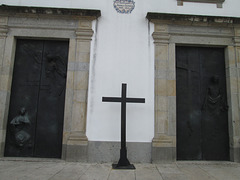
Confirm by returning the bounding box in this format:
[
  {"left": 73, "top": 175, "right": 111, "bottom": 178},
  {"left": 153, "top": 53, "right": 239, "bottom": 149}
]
[{"left": 113, "top": 0, "right": 135, "bottom": 14}]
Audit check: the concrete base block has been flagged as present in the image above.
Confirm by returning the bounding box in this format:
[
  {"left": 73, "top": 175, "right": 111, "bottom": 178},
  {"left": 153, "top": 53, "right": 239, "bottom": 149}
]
[
  {"left": 87, "top": 141, "right": 119, "bottom": 163},
  {"left": 88, "top": 141, "right": 151, "bottom": 163},
  {"left": 63, "top": 142, "right": 177, "bottom": 163},
  {"left": 230, "top": 147, "right": 240, "bottom": 163},
  {"left": 152, "top": 146, "right": 176, "bottom": 163},
  {"left": 65, "top": 144, "right": 88, "bottom": 162},
  {"left": 0, "top": 142, "right": 4, "bottom": 157}
]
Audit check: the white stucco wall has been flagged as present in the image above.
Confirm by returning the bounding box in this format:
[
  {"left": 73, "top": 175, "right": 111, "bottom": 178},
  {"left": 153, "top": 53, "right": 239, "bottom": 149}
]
[
  {"left": 1, "top": 0, "right": 240, "bottom": 17},
  {"left": 87, "top": 10, "right": 155, "bottom": 142},
  {"left": 1, "top": 0, "right": 240, "bottom": 143}
]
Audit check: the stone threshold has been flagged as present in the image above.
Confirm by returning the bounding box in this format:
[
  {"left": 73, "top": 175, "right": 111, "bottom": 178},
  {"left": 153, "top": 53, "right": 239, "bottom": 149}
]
[
  {"left": 176, "top": 161, "right": 239, "bottom": 165},
  {"left": 0, "top": 157, "right": 65, "bottom": 162},
  {"left": 1, "top": 157, "right": 238, "bottom": 166}
]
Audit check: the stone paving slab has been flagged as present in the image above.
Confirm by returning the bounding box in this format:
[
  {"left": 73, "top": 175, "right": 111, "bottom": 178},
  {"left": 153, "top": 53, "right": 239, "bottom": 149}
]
[
  {"left": 49, "top": 163, "right": 90, "bottom": 180},
  {"left": 135, "top": 164, "right": 163, "bottom": 180},
  {"left": 0, "top": 159, "right": 239, "bottom": 180}
]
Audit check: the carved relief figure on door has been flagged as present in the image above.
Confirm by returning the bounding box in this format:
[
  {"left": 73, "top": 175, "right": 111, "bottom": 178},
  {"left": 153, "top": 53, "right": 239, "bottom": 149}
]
[
  {"left": 202, "top": 75, "right": 228, "bottom": 115},
  {"left": 45, "top": 53, "right": 67, "bottom": 97},
  {"left": 201, "top": 75, "right": 229, "bottom": 151},
  {"left": 10, "top": 107, "right": 32, "bottom": 148}
]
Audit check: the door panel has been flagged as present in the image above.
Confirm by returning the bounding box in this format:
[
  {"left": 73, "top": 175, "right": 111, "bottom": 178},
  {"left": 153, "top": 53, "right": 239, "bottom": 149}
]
[
  {"left": 34, "top": 41, "right": 68, "bottom": 158},
  {"left": 176, "top": 48, "right": 202, "bottom": 160},
  {"left": 5, "top": 39, "right": 68, "bottom": 158},
  {"left": 177, "top": 68, "right": 202, "bottom": 160},
  {"left": 176, "top": 46, "right": 229, "bottom": 160},
  {"left": 4, "top": 40, "right": 44, "bottom": 157}
]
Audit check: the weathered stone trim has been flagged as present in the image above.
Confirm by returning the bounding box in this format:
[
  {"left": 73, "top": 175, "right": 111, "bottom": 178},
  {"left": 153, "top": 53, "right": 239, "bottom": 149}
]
[
  {"left": 0, "top": 5, "right": 101, "bottom": 162},
  {"left": 147, "top": 13, "right": 239, "bottom": 25},
  {"left": 0, "top": 5, "right": 101, "bottom": 19},
  {"left": 68, "top": 62, "right": 90, "bottom": 71},
  {"left": 147, "top": 12, "right": 240, "bottom": 162},
  {"left": 76, "top": 29, "right": 94, "bottom": 41},
  {"left": 177, "top": 0, "right": 225, "bottom": 8}
]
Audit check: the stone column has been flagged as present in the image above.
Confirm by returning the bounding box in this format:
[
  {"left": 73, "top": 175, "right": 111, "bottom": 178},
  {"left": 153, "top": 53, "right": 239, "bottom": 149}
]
[
  {"left": 64, "top": 20, "right": 94, "bottom": 161},
  {"left": 227, "top": 27, "right": 240, "bottom": 162},
  {"left": 0, "top": 16, "right": 10, "bottom": 156},
  {"left": 152, "top": 24, "right": 176, "bottom": 162},
  {"left": 0, "top": 17, "right": 17, "bottom": 156}
]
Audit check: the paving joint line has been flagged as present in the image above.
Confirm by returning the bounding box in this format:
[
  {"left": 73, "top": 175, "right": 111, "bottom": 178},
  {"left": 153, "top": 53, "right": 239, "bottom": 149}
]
[
  {"left": 106, "top": 165, "right": 112, "bottom": 180},
  {"left": 78, "top": 163, "right": 93, "bottom": 180},
  {"left": 197, "top": 164, "right": 218, "bottom": 180},
  {"left": 155, "top": 164, "right": 165, "bottom": 180},
  {"left": 47, "top": 163, "right": 66, "bottom": 180}
]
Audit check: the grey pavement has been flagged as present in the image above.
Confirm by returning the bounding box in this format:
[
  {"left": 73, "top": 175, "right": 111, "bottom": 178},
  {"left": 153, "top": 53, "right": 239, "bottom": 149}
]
[{"left": 0, "top": 159, "right": 240, "bottom": 180}]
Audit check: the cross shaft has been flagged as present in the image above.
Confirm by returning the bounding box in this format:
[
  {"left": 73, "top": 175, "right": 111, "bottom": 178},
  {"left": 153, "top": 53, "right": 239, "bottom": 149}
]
[{"left": 102, "top": 83, "right": 145, "bottom": 169}]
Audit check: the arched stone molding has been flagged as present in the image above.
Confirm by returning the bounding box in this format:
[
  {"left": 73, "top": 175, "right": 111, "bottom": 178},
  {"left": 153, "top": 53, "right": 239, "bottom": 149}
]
[
  {"left": 0, "top": 5, "right": 100, "bottom": 161},
  {"left": 147, "top": 13, "right": 240, "bottom": 162}
]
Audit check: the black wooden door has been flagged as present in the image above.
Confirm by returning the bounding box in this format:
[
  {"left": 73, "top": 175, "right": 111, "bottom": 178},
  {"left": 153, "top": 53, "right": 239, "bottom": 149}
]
[
  {"left": 176, "top": 46, "right": 229, "bottom": 160},
  {"left": 4, "top": 39, "right": 69, "bottom": 158}
]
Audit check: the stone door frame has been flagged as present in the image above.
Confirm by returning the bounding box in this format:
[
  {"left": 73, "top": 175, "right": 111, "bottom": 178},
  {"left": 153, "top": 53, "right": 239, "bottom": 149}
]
[
  {"left": 147, "top": 13, "right": 240, "bottom": 163},
  {"left": 0, "top": 5, "right": 100, "bottom": 161}
]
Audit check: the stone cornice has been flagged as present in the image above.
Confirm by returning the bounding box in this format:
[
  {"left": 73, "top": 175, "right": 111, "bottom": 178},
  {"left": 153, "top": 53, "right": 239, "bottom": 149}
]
[
  {"left": 179, "top": 0, "right": 224, "bottom": 2},
  {"left": 152, "top": 32, "right": 170, "bottom": 44},
  {"left": 146, "top": 13, "right": 240, "bottom": 26},
  {"left": 76, "top": 28, "right": 94, "bottom": 41},
  {"left": 0, "top": 5, "right": 101, "bottom": 19},
  {"left": 0, "top": 25, "right": 8, "bottom": 37},
  {"left": 177, "top": 0, "right": 225, "bottom": 8},
  {"left": 234, "top": 37, "right": 240, "bottom": 46}
]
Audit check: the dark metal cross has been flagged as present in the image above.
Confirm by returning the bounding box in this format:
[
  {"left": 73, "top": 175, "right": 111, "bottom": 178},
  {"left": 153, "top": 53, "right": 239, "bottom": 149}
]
[{"left": 102, "top": 83, "right": 145, "bottom": 169}]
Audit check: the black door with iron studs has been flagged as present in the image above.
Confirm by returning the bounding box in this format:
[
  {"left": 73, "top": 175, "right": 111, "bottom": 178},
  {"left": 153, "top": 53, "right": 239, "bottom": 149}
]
[
  {"left": 4, "top": 39, "right": 69, "bottom": 158},
  {"left": 176, "top": 46, "right": 229, "bottom": 160}
]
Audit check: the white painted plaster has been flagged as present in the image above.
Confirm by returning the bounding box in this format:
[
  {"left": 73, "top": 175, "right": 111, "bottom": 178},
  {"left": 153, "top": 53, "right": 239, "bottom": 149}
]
[
  {"left": 0, "top": 0, "right": 239, "bottom": 142},
  {"left": 87, "top": 6, "right": 155, "bottom": 142}
]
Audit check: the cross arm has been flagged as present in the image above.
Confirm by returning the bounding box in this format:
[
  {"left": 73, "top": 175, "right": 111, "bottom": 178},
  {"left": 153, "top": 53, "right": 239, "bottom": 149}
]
[
  {"left": 102, "top": 97, "right": 122, "bottom": 102},
  {"left": 126, "top": 98, "right": 145, "bottom": 103}
]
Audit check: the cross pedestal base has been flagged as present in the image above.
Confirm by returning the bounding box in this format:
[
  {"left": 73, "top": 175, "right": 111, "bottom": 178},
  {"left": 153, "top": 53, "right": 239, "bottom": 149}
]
[
  {"left": 112, "top": 148, "right": 135, "bottom": 169},
  {"left": 112, "top": 163, "right": 135, "bottom": 169}
]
